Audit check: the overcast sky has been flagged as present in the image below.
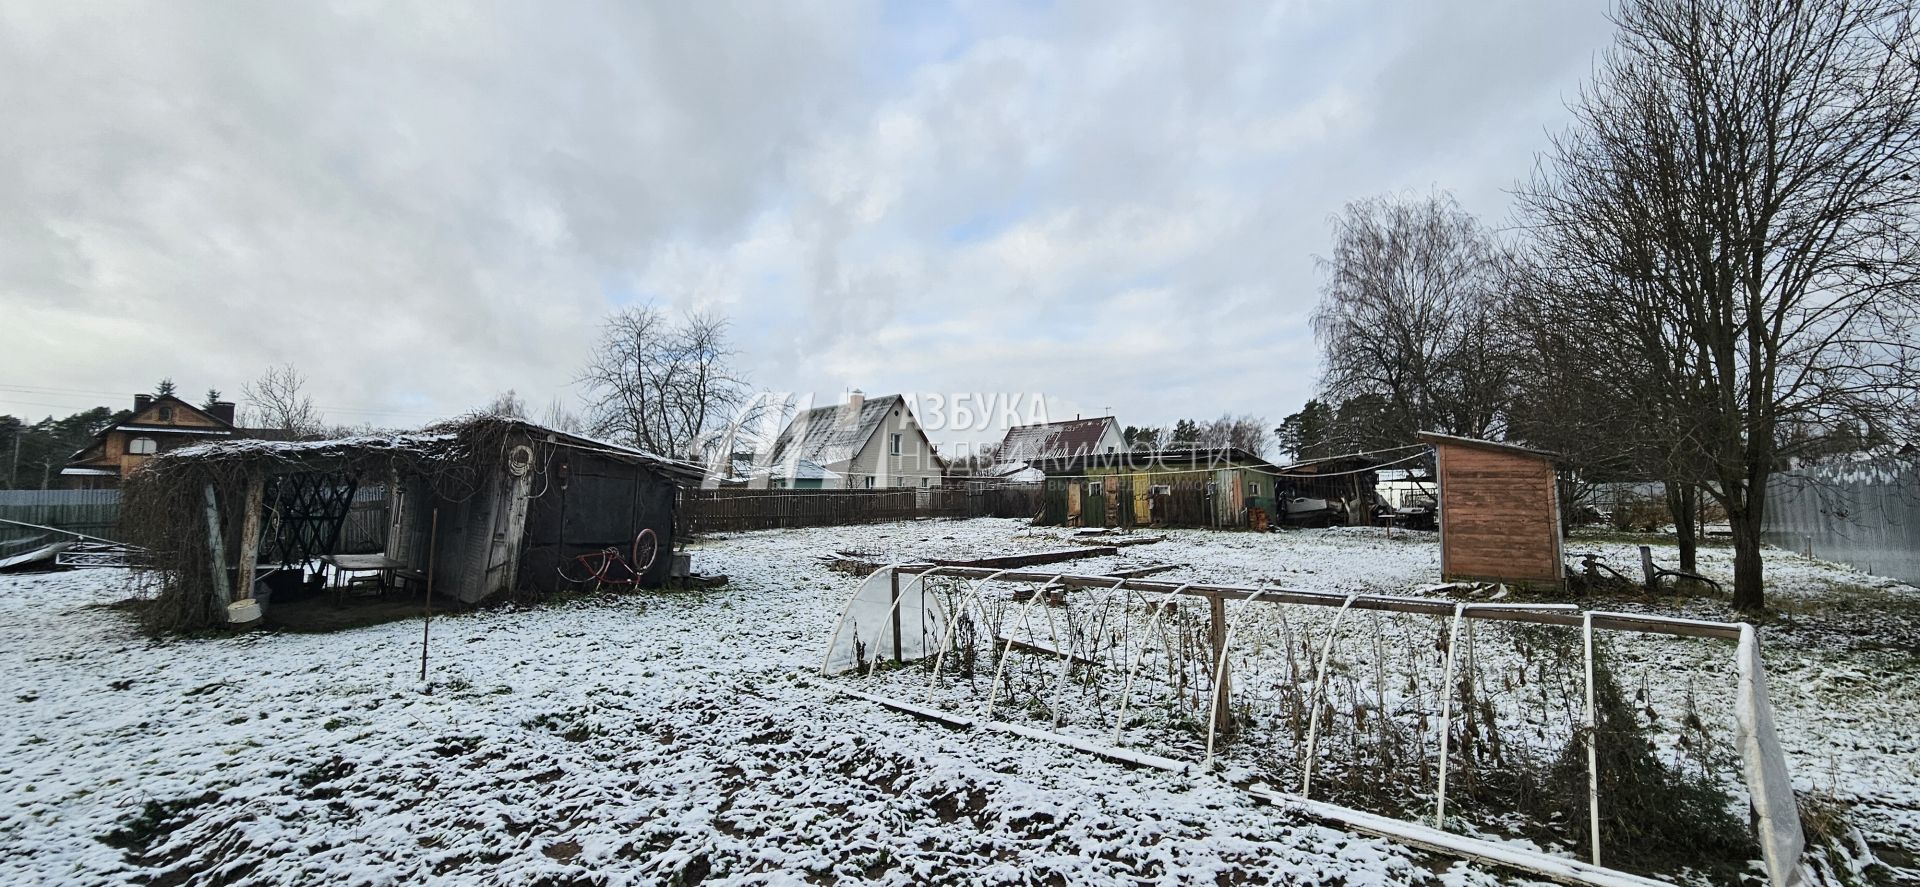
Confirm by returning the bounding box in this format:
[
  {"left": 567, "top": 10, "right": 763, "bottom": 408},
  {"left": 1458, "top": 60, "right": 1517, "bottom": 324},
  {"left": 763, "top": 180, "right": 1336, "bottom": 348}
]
[{"left": 0, "top": 0, "right": 1616, "bottom": 451}]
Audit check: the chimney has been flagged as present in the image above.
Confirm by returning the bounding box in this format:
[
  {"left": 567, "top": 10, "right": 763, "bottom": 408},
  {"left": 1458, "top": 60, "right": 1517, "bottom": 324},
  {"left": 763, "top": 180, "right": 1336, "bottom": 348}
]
[
  {"left": 209, "top": 400, "right": 237, "bottom": 425},
  {"left": 134, "top": 393, "right": 152, "bottom": 413},
  {"left": 843, "top": 389, "right": 865, "bottom": 425}
]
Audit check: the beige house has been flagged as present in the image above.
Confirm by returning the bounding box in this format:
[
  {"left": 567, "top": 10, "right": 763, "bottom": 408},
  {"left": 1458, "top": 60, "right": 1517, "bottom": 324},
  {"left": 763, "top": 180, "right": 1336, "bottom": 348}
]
[{"left": 752, "top": 391, "right": 944, "bottom": 490}]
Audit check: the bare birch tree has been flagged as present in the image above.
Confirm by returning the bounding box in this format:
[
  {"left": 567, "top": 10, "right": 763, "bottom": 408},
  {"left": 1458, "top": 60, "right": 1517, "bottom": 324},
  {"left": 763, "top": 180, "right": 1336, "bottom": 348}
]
[
  {"left": 1519, "top": 0, "right": 1920, "bottom": 611},
  {"left": 1312, "top": 193, "right": 1518, "bottom": 450},
  {"left": 578, "top": 306, "right": 753, "bottom": 459}
]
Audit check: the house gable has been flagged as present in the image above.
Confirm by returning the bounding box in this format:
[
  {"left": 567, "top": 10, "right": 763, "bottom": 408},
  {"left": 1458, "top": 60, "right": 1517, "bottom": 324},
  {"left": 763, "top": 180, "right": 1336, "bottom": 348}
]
[
  {"left": 122, "top": 394, "right": 234, "bottom": 432},
  {"left": 843, "top": 398, "right": 943, "bottom": 487}
]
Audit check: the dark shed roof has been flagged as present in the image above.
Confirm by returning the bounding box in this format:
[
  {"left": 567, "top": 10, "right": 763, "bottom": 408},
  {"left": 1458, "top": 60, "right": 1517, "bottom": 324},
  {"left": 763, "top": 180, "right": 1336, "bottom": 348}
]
[{"left": 996, "top": 416, "right": 1119, "bottom": 462}]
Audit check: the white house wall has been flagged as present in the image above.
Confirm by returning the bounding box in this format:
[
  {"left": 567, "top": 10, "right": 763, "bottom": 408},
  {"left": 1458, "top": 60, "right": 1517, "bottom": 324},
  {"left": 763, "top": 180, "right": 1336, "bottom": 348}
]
[{"left": 842, "top": 402, "right": 943, "bottom": 489}]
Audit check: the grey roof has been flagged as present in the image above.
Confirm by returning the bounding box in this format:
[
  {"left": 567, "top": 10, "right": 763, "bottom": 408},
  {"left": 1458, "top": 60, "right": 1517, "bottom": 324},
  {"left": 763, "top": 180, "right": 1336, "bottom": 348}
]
[
  {"left": 753, "top": 458, "right": 842, "bottom": 481},
  {"left": 996, "top": 416, "right": 1118, "bottom": 462},
  {"left": 765, "top": 394, "right": 904, "bottom": 467}
]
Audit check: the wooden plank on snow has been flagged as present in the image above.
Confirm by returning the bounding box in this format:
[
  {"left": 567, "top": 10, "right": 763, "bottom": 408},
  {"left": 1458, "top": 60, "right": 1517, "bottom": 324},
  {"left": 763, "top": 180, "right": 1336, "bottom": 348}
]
[{"left": 931, "top": 546, "right": 1117, "bottom": 568}]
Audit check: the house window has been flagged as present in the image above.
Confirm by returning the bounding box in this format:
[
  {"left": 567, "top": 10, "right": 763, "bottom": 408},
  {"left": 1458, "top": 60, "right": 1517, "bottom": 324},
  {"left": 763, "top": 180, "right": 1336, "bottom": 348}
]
[
  {"left": 1248, "top": 481, "right": 1261, "bottom": 496},
  {"left": 128, "top": 437, "right": 158, "bottom": 455},
  {"left": 1088, "top": 480, "right": 1103, "bottom": 496},
  {"left": 1149, "top": 484, "right": 1171, "bottom": 495},
  {"left": 921, "top": 477, "right": 930, "bottom": 488},
  {"left": 864, "top": 476, "right": 875, "bottom": 489},
  {"left": 157, "top": 406, "right": 173, "bottom": 421},
  {"left": 891, "top": 433, "right": 902, "bottom": 455},
  {"left": 1205, "top": 481, "right": 1217, "bottom": 496}
]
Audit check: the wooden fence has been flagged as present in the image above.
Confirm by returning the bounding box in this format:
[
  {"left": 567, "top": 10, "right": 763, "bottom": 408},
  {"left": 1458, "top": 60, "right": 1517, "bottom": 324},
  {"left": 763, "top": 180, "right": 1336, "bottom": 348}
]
[
  {"left": 337, "top": 493, "right": 389, "bottom": 554},
  {"left": 681, "top": 485, "right": 1044, "bottom": 534}
]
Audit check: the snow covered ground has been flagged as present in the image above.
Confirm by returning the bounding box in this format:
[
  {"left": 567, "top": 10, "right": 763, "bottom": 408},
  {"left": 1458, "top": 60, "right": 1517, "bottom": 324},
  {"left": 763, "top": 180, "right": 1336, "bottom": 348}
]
[{"left": 0, "top": 518, "right": 1914, "bottom": 886}]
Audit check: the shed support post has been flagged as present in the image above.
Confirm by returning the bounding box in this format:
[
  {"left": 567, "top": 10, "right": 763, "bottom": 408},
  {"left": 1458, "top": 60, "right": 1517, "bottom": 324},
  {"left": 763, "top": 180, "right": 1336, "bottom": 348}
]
[
  {"left": 501, "top": 466, "right": 534, "bottom": 597},
  {"left": 203, "top": 484, "right": 232, "bottom": 610},
  {"left": 385, "top": 467, "right": 403, "bottom": 560},
  {"left": 234, "top": 475, "right": 264, "bottom": 600}
]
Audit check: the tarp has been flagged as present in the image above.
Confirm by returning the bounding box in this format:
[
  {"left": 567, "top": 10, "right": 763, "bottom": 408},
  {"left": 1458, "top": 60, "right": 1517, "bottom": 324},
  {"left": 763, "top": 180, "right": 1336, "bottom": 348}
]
[
  {"left": 1736, "top": 624, "right": 1806, "bottom": 887},
  {"left": 821, "top": 567, "right": 952, "bottom": 675}
]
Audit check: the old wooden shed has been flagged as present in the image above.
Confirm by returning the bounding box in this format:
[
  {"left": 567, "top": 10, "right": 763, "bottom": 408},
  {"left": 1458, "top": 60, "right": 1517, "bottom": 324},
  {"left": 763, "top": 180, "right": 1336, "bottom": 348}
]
[
  {"left": 121, "top": 416, "right": 703, "bottom": 631},
  {"left": 1416, "top": 432, "right": 1564, "bottom": 591}
]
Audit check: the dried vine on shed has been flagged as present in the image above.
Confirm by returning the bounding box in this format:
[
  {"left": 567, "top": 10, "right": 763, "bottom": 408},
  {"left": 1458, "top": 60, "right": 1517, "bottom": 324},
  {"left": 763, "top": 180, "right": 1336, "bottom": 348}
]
[{"left": 119, "top": 415, "right": 523, "bottom": 634}]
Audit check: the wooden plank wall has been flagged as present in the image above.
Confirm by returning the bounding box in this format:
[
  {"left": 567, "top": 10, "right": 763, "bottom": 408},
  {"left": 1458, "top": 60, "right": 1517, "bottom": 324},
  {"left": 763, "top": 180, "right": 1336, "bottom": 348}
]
[{"left": 1436, "top": 445, "right": 1562, "bottom": 587}]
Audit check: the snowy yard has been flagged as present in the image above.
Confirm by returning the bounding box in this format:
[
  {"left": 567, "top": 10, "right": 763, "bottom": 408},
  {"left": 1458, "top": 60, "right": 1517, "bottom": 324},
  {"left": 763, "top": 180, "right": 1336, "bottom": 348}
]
[{"left": 1, "top": 519, "right": 1916, "bottom": 886}]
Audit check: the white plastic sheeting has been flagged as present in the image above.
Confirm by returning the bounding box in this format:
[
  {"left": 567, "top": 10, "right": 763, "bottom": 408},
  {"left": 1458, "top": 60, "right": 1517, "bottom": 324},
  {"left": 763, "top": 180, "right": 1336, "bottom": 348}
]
[
  {"left": 1736, "top": 624, "right": 1807, "bottom": 887},
  {"left": 819, "top": 566, "right": 954, "bottom": 675}
]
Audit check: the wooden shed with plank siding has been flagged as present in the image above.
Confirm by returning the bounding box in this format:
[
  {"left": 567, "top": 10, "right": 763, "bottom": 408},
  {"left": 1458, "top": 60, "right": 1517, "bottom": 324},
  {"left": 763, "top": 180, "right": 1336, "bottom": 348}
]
[{"left": 1417, "top": 432, "right": 1564, "bottom": 591}]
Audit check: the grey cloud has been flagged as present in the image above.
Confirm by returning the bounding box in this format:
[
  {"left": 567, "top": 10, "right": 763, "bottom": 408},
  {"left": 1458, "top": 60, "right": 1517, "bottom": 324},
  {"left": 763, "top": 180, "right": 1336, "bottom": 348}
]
[{"left": 0, "top": 0, "right": 1613, "bottom": 444}]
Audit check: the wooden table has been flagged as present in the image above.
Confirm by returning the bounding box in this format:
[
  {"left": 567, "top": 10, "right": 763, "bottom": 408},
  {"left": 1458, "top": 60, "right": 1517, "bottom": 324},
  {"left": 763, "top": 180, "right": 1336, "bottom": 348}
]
[{"left": 321, "top": 553, "right": 409, "bottom": 599}]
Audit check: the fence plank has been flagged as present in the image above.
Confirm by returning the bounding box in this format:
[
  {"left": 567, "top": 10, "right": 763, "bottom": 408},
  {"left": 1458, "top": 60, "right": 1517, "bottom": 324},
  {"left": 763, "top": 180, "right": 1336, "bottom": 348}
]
[{"left": 681, "top": 484, "right": 1044, "bottom": 534}]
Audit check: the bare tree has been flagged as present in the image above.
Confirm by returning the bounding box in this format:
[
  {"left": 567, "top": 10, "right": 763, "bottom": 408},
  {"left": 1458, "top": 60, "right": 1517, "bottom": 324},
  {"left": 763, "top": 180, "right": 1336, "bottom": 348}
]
[
  {"left": 578, "top": 306, "right": 753, "bottom": 459},
  {"left": 1504, "top": 258, "right": 1713, "bottom": 568},
  {"left": 1518, "top": 0, "right": 1920, "bottom": 611},
  {"left": 541, "top": 396, "right": 585, "bottom": 434},
  {"left": 1196, "top": 414, "right": 1272, "bottom": 457},
  {"left": 484, "top": 389, "right": 527, "bottom": 418},
  {"left": 241, "top": 363, "right": 325, "bottom": 438},
  {"left": 1312, "top": 193, "right": 1518, "bottom": 450}
]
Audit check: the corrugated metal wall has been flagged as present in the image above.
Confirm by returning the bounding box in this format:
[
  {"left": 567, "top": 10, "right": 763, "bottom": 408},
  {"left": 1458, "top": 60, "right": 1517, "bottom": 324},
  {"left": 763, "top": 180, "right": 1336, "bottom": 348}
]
[
  {"left": 0, "top": 489, "right": 123, "bottom": 544},
  {"left": 1764, "top": 460, "right": 1920, "bottom": 585},
  {"left": 0, "top": 487, "right": 390, "bottom": 554}
]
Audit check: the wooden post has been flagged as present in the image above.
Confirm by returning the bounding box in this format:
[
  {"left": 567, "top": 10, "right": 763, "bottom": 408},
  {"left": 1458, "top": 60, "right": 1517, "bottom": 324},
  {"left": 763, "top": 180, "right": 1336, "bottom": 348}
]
[
  {"left": 202, "top": 484, "right": 232, "bottom": 610},
  {"left": 419, "top": 508, "right": 438, "bottom": 685},
  {"left": 233, "top": 475, "right": 265, "bottom": 600},
  {"left": 1208, "top": 595, "right": 1230, "bottom": 736},
  {"left": 500, "top": 464, "right": 534, "bottom": 598},
  {"left": 385, "top": 467, "right": 403, "bottom": 558},
  {"left": 890, "top": 568, "right": 903, "bottom": 663},
  {"left": 1639, "top": 545, "right": 1657, "bottom": 593}
]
